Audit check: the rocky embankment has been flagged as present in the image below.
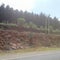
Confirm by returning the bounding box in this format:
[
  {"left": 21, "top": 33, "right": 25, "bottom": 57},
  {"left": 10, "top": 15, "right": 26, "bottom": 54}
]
[{"left": 0, "top": 30, "right": 60, "bottom": 50}]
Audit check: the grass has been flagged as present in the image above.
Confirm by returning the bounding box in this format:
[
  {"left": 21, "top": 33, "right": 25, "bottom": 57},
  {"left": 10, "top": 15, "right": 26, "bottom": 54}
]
[
  {"left": 0, "top": 47, "right": 60, "bottom": 56},
  {"left": 0, "top": 23, "right": 17, "bottom": 27}
]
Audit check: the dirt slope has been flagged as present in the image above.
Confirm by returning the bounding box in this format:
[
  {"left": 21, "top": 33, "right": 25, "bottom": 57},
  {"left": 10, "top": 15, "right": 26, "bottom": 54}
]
[{"left": 0, "top": 30, "right": 60, "bottom": 50}]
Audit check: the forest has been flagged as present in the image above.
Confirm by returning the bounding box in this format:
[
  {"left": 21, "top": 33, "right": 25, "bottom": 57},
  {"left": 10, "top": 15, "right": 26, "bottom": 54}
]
[{"left": 0, "top": 4, "right": 60, "bottom": 34}]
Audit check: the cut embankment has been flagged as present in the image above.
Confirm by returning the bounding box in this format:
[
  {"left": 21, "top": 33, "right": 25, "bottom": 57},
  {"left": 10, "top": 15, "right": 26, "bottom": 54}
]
[{"left": 0, "top": 30, "right": 60, "bottom": 51}]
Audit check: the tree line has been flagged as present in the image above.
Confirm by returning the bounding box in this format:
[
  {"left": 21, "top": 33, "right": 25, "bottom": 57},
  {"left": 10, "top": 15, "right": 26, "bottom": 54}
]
[{"left": 0, "top": 4, "right": 60, "bottom": 33}]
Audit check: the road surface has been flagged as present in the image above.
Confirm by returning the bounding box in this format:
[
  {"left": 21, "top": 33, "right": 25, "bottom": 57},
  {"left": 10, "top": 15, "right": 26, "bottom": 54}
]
[{"left": 0, "top": 51, "right": 60, "bottom": 60}]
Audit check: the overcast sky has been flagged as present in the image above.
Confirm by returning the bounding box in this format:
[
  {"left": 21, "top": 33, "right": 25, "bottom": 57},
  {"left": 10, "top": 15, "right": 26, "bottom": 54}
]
[{"left": 0, "top": 0, "right": 60, "bottom": 19}]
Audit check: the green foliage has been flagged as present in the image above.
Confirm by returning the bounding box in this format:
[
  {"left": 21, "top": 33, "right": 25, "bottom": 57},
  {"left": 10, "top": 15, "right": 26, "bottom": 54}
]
[
  {"left": 17, "top": 18, "right": 25, "bottom": 26},
  {"left": 48, "top": 26, "right": 53, "bottom": 33},
  {"left": 0, "top": 23, "right": 17, "bottom": 27},
  {"left": 0, "top": 23, "right": 17, "bottom": 29},
  {"left": 0, "top": 4, "right": 60, "bottom": 34},
  {"left": 24, "top": 23, "right": 30, "bottom": 28},
  {"left": 28, "top": 22, "right": 38, "bottom": 29},
  {"left": 39, "top": 26, "right": 53, "bottom": 33},
  {"left": 39, "top": 26, "right": 46, "bottom": 33},
  {"left": 53, "top": 29, "right": 60, "bottom": 34}
]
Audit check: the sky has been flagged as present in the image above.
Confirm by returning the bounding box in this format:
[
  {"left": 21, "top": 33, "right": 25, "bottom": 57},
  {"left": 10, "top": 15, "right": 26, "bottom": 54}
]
[{"left": 0, "top": 0, "right": 60, "bottom": 19}]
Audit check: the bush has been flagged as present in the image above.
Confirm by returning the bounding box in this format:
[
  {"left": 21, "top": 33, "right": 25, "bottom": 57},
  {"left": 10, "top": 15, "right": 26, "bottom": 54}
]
[{"left": 0, "top": 23, "right": 17, "bottom": 29}]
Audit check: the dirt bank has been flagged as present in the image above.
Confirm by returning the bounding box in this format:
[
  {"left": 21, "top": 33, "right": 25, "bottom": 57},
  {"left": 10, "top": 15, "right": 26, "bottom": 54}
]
[{"left": 0, "top": 30, "right": 60, "bottom": 50}]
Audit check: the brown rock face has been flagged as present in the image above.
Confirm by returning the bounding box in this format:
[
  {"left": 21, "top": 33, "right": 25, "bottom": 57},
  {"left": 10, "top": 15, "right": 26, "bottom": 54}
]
[{"left": 0, "top": 30, "right": 60, "bottom": 50}]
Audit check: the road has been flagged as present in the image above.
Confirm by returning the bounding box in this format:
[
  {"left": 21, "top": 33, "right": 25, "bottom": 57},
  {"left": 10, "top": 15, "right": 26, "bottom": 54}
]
[
  {"left": 10, "top": 51, "right": 60, "bottom": 60},
  {"left": 0, "top": 51, "right": 60, "bottom": 60}
]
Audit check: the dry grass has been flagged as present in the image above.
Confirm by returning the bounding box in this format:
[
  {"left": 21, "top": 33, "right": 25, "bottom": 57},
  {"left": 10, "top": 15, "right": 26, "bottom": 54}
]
[{"left": 0, "top": 47, "right": 60, "bottom": 56}]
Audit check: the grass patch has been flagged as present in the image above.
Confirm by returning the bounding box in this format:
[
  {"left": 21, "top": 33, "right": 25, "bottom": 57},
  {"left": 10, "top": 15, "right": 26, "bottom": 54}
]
[
  {"left": 0, "top": 23, "right": 17, "bottom": 27},
  {"left": 0, "top": 47, "right": 60, "bottom": 56}
]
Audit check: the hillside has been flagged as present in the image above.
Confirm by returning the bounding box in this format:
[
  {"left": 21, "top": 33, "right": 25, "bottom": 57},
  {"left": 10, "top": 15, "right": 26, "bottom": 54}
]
[
  {"left": 0, "top": 4, "right": 60, "bottom": 51},
  {"left": 0, "top": 4, "right": 60, "bottom": 30}
]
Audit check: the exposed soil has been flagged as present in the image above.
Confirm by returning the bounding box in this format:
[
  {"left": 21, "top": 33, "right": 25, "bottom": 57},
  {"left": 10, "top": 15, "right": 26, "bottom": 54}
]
[{"left": 0, "top": 29, "right": 60, "bottom": 50}]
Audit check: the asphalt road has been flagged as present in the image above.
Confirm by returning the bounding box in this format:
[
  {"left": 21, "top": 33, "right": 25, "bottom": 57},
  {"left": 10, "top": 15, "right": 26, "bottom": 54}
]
[{"left": 10, "top": 51, "right": 60, "bottom": 60}]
